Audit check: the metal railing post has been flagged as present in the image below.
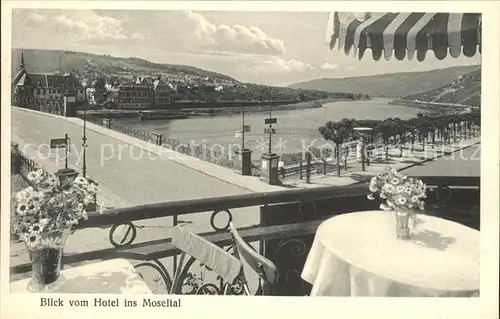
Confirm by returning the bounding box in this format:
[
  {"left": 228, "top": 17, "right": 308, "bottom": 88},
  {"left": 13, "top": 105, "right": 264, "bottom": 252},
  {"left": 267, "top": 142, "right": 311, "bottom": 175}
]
[
  {"left": 305, "top": 152, "right": 311, "bottom": 184},
  {"left": 299, "top": 160, "right": 303, "bottom": 180}
]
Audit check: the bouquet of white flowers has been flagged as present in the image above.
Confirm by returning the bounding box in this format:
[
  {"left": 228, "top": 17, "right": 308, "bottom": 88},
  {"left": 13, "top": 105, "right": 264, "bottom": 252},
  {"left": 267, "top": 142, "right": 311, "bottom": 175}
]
[
  {"left": 11, "top": 169, "right": 98, "bottom": 250},
  {"left": 367, "top": 167, "right": 427, "bottom": 227}
]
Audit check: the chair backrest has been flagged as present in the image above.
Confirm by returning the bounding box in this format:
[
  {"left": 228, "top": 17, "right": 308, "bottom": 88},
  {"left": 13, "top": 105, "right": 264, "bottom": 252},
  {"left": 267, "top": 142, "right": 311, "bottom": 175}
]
[
  {"left": 171, "top": 226, "right": 242, "bottom": 284},
  {"left": 229, "top": 222, "right": 279, "bottom": 295}
]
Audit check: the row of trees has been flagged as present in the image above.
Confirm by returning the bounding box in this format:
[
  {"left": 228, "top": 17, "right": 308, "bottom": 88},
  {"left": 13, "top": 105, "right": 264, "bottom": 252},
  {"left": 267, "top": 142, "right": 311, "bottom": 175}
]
[
  {"left": 171, "top": 86, "right": 369, "bottom": 103},
  {"left": 318, "top": 109, "right": 481, "bottom": 177}
]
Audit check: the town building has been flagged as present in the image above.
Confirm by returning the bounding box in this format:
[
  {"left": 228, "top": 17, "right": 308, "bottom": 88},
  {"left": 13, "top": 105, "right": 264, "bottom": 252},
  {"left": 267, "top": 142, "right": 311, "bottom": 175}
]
[
  {"left": 152, "top": 77, "right": 172, "bottom": 108},
  {"left": 12, "top": 52, "right": 85, "bottom": 103},
  {"left": 115, "top": 76, "right": 173, "bottom": 109},
  {"left": 116, "top": 77, "right": 154, "bottom": 109}
]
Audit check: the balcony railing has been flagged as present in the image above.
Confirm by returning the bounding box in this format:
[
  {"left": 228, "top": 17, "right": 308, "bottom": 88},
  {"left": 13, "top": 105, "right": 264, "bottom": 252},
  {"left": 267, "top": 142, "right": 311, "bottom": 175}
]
[{"left": 10, "top": 175, "right": 479, "bottom": 295}]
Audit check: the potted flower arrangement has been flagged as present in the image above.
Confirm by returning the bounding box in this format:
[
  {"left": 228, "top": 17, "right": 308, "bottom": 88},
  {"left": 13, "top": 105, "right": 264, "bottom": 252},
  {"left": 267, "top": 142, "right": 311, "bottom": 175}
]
[
  {"left": 11, "top": 169, "right": 98, "bottom": 292},
  {"left": 367, "top": 167, "right": 427, "bottom": 240}
]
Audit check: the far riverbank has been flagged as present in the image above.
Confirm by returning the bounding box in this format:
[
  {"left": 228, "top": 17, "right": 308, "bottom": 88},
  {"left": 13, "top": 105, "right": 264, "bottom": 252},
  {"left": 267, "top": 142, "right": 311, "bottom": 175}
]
[
  {"left": 81, "top": 98, "right": 371, "bottom": 119},
  {"left": 389, "top": 99, "right": 476, "bottom": 113}
]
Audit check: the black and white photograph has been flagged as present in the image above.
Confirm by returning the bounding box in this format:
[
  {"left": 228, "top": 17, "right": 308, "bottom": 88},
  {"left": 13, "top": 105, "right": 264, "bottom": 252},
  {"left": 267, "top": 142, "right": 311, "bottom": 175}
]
[{"left": 1, "top": 1, "right": 498, "bottom": 318}]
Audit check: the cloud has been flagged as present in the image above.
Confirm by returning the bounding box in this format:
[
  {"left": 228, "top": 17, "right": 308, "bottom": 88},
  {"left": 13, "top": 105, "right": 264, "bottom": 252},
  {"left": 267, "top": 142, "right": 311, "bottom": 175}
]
[
  {"left": 320, "top": 62, "right": 339, "bottom": 70},
  {"left": 253, "top": 58, "right": 315, "bottom": 73},
  {"left": 15, "top": 9, "right": 285, "bottom": 56},
  {"left": 170, "top": 11, "right": 286, "bottom": 55},
  {"left": 24, "top": 13, "right": 47, "bottom": 26},
  {"left": 190, "top": 12, "right": 285, "bottom": 55},
  {"left": 131, "top": 32, "right": 147, "bottom": 41},
  {"left": 19, "top": 10, "right": 130, "bottom": 44},
  {"left": 108, "top": 10, "right": 286, "bottom": 56}
]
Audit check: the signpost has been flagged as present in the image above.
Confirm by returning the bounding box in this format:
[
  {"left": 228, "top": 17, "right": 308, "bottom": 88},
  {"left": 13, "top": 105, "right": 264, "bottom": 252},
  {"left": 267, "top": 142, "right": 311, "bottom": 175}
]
[
  {"left": 264, "top": 107, "right": 277, "bottom": 155},
  {"left": 259, "top": 99, "right": 280, "bottom": 185},
  {"left": 50, "top": 138, "right": 67, "bottom": 149},
  {"left": 264, "top": 118, "right": 277, "bottom": 125},
  {"left": 50, "top": 133, "right": 69, "bottom": 169}
]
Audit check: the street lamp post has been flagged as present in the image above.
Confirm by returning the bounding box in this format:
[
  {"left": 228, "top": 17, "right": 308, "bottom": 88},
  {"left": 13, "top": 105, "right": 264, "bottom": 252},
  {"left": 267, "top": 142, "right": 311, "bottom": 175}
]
[
  {"left": 82, "top": 82, "right": 88, "bottom": 178},
  {"left": 267, "top": 100, "right": 273, "bottom": 155},
  {"left": 241, "top": 104, "right": 245, "bottom": 149}
]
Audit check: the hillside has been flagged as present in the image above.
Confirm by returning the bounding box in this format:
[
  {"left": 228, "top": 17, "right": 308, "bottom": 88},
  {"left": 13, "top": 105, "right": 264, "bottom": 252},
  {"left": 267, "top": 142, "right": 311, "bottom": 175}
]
[
  {"left": 394, "top": 69, "right": 481, "bottom": 108},
  {"left": 289, "top": 65, "right": 479, "bottom": 98},
  {"left": 11, "top": 48, "right": 369, "bottom": 103},
  {"left": 11, "top": 48, "right": 238, "bottom": 83}
]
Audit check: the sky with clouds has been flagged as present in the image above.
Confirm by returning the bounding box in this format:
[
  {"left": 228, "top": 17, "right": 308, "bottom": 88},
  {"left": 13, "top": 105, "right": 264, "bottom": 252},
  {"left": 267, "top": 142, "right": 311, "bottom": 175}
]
[{"left": 12, "top": 9, "right": 481, "bottom": 86}]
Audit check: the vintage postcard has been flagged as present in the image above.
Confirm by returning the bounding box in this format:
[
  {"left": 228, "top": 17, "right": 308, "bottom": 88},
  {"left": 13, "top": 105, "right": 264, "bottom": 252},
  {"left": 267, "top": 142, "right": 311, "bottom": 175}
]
[{"left": 1, "top": 1, "right": 498, "bottom": 319}]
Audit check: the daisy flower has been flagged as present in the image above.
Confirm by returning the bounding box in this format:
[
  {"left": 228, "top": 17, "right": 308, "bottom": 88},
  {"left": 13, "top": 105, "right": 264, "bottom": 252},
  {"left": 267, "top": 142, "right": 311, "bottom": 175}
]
[
  {"left": 15, "top": 190, "right": 30, "bottom": 201},
  {"left": 29, "top": 223, "right": 44, "bottom": 237},
  {"left": 25, "top": 234, "right": 40, "bottom": 250},
  {"left": 73, "top": 177, "right": 89, "bottom": 187},
  {"left": 25, "top": 202, "right": 40, "bottom": 216},
  {"left": 16, "top": 201, "right": 30, "bottom": 216},
  {"left": 27, "top": 171, "right": 38, "bottom": 181}
]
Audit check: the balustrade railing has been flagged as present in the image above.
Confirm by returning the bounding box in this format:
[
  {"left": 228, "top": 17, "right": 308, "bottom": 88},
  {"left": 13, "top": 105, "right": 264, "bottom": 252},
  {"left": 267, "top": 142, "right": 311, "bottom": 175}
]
[
  {"left": 81, "top": 115, "right": 236, "bottom": 169},
  {"left": 12, "top": 96, "right": 64, "bottom": 115},
  {"left": 11, "top": 142, "right": 48, "bottom": 177},
  {"left": 9, "top": 175, "right": 480, "bottom": 295}
]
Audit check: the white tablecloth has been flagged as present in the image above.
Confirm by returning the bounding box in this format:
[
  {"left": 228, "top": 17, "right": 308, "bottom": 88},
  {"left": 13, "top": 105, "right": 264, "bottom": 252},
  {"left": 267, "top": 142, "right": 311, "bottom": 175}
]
[
  {"left": 11, "top": 258, "right": 152, "bottom": 294},
  {"left": 301, "top": 211, "right": 479, "bottom": 297}
]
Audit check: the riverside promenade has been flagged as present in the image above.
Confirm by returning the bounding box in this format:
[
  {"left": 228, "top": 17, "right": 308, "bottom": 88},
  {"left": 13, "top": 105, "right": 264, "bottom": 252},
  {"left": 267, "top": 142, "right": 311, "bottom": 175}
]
[
  {"left": 10, "top": 106, "right": 480, "bottom": 271},
  {"left": 286, "top": 138, "right": 480, "bottom": 188}
]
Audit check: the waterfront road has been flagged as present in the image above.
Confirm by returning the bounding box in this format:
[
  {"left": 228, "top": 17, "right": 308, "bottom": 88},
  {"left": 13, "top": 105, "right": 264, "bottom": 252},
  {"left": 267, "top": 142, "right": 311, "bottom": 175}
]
[
  {"left": 402, "top": 144, "right": 480, "bottom": 176},
  {"left": 12, "top": 108, "right": 252, "bottom": 205}
]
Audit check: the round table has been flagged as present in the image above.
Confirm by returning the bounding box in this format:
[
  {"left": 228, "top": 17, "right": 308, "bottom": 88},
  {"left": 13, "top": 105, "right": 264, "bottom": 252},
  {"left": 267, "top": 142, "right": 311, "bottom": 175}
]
[{"left": 301, "top": 211, "right": 479, "bottom": 297}]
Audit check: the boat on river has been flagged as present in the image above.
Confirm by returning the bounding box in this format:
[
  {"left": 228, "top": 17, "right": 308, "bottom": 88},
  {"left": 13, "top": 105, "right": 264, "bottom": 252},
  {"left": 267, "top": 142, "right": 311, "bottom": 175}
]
[{"left": 138, "top": 110, "right": 188, "bottom": 121}]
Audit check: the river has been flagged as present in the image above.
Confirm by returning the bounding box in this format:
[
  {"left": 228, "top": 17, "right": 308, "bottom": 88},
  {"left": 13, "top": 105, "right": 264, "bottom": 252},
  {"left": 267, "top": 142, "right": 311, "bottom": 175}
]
[{"left": 113, "top": 98, "right": 427, "bottom": 159}]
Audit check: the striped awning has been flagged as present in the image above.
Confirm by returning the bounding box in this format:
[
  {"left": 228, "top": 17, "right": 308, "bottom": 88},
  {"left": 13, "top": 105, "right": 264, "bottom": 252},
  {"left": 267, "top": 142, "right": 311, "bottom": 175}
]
[{"left": 328, "top": 12, "right": 481, "bottom": 61}]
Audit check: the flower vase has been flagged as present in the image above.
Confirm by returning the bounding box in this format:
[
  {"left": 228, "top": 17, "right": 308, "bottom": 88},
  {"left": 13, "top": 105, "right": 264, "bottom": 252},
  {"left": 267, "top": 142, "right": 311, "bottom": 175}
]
[
  {"left": 395, "top": 211, "right": 411, "bottom": 240},
  {"left": 26, "top": 230, "right": 70, "bottom": 292}
]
